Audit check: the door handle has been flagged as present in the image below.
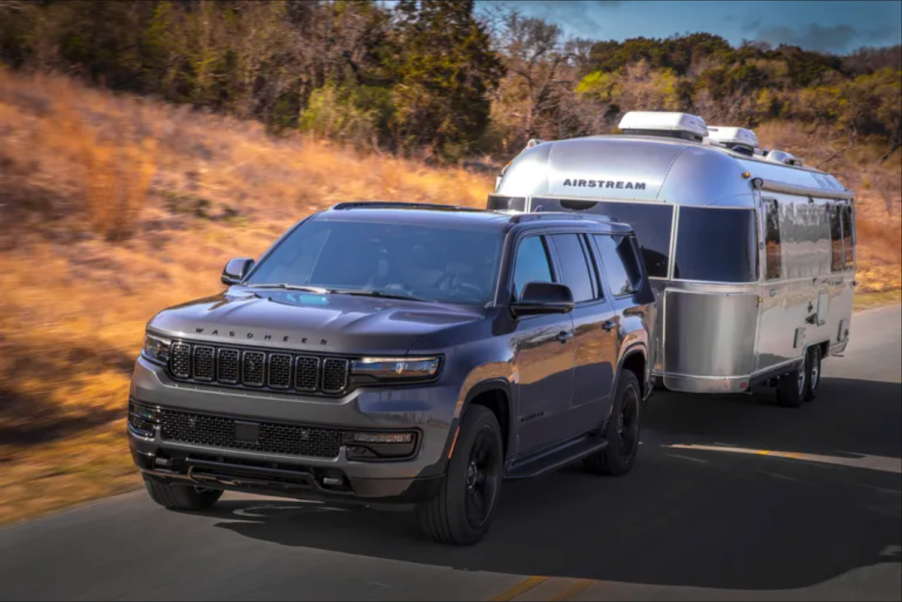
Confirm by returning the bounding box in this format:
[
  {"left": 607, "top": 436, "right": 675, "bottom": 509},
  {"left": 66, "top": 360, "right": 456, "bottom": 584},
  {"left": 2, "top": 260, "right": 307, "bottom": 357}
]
[
  {"left": 602, "top": 320, "right": 617, "bottom": 332},
  {"left": 555, "top": 331, "right": 574, "bottom": 344}
]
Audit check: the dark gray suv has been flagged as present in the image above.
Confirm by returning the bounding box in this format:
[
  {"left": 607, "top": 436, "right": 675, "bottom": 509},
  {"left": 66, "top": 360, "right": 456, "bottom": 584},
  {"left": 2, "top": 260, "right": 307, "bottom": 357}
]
[{"left": 129, "top": 202, "right": 655, "bottom": 544}]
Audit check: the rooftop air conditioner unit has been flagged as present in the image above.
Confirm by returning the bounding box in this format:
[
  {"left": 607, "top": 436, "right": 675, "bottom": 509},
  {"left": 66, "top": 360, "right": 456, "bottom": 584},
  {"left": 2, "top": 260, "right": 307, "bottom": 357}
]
[
  {"left": 766, "top": 150, "right": 800, "bottom": 166},
  {"left": 618, "top": 111, "right": 709, "bottom": 142},
  {"left": 706, "top": 126, "right": 760, "bottom": 151}
]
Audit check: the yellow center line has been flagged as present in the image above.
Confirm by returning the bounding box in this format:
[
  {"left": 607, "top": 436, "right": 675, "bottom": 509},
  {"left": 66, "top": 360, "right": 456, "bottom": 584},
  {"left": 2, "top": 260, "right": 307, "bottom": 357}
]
[
  {"left": 549, "top": 579, "right": 595, "bottom": 601},
  {"left": 489, "top": 576, "right": 549, "bottom": 602},
  {"left": 757, "top": 450, "right": 772, "bottom": 456}
]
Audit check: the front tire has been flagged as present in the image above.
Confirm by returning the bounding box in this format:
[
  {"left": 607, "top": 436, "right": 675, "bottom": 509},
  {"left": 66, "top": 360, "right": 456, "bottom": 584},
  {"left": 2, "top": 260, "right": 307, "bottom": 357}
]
[
  {"left": 584, "top": 371, "right": 641, "bottom": 477},
  {"left": 417, "top": 405, "right": 503, "bottom": 545},
  {"left": 144, "top": 477, "right": 223, "bottom": 511},
  {"left": 804, "top": 346, "right": 822, "bottom": 402}
]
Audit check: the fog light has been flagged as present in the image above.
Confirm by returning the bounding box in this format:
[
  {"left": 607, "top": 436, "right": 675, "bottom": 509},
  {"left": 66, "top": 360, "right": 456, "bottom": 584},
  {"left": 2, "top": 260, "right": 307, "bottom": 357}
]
[
  {"left": 345, "top": 431, "right": 417, "bottom": 460},
  {"left": 352, "top": 432, "right": 414, "bottom": 444},
  {"left": 128, "top": 401, "right": 160, "bottom": 438}
]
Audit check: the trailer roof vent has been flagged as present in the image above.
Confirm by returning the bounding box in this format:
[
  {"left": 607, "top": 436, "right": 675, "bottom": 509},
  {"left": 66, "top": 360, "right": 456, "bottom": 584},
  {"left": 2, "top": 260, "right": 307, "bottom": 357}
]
[
  {"left": 618, "top": 111, "right": 708, "bottom": 142},
  {"left": 706, "top": 126, "right": 759, "bottom": 152},
  {"left": 766, "top": 150, "right": 802, "bottom": 166}
]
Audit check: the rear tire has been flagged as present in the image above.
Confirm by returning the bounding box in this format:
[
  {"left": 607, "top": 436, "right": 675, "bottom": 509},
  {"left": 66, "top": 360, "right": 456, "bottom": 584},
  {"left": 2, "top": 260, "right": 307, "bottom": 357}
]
[
  {"left": 584, "top": 371, "right": 641, "bottom": 477},
  {"left": 776, "top": 363, "right": 806, "bottom": 408},
  {"left": 417, "top": 405, "right": 503, "bottom": 545},
  {"left": 143, "top": 477, "right": 223, "bottom": 511},
  {"left": 804, "top": 346, "right": 822, "bottom": 402}
]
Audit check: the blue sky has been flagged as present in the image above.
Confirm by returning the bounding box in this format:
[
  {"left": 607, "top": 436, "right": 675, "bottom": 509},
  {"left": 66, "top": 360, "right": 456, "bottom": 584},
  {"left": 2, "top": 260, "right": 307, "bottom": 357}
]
[{"left": 480, "top": 1, "right": 902, "bottom": 53}]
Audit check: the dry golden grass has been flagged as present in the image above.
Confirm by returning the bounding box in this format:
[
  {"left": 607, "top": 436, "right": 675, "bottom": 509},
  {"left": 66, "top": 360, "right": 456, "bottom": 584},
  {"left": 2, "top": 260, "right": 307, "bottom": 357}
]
[{"left": 0, "top": 70, "right": 898, "bottom": 524}]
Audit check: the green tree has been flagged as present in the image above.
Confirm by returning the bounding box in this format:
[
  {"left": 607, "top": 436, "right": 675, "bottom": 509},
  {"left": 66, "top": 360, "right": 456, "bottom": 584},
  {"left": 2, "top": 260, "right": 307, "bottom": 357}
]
[{"left": 389, "top": 0, "right": 504, "bottom": 160}]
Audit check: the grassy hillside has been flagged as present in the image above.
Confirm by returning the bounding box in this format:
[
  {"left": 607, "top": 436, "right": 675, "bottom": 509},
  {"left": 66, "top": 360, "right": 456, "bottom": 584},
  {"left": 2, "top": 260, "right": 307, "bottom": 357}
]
[{"left": 0, "top": 69, "right": 898, "bottom": 523}]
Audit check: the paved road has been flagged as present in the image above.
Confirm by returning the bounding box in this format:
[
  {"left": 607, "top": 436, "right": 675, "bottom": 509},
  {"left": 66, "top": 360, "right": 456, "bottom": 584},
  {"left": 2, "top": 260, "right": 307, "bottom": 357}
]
[{"left": 1, "top": 306, "right": 900, "bottom": 601}]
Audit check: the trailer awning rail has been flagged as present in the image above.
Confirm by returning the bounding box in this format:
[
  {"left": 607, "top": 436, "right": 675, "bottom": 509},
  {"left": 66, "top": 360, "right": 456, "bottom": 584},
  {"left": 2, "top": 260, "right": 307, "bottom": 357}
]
[{"left": 753, "top": 178, "right": 855, "bottom": 201}]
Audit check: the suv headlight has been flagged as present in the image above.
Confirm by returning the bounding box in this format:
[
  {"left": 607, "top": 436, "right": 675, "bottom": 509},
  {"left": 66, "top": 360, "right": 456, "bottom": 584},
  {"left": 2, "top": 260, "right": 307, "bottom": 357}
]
[
  {"left": 350, "top": 357, "right": 441, "bottom": 382},
  {"left": 142, "top": 333, "right": 171, "bottom": 366}
]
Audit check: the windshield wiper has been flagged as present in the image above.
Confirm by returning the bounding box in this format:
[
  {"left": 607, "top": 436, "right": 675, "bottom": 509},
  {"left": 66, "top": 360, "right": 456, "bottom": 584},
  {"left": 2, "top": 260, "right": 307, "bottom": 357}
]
[
  {"left": 331, "top": 289, "right": 427, "bottom": 302},
  {"left": 245, "top": 283, "right": 331, "bottom": 294}
]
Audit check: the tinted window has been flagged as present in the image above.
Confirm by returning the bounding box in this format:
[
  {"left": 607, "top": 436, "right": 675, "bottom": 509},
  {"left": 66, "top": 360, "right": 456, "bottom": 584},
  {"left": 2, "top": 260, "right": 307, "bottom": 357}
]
[
  {"left": 545, "top": 200, "right": 673, "bottom": 278},
  {"left": 551, "top": 234, "right": 595, "bottom": 302},
  {"left": 513, "top": 236, "right": 554, "bottom": 300},
  {"left": 247, "top": 218, "right": 503, "bottom": 305},
  {"left": 674, "top": 207, "right": 758, "bottom": 283},
  {"left": 830, "top": 205, "right": 843, "bottom": 273},
  {"left": 594, "top": 235, "right": 642, "bottom": 296},
  {"left": 764, "top": 200, "right": 782, "bottom": 280},
  {"left": 841, "top": 205, "right": 854, "bottom": 269}
]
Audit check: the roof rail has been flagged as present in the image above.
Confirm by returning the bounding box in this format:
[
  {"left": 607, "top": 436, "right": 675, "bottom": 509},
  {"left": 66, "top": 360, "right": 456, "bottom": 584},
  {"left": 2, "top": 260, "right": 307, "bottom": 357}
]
[
  {"left": 510, "top": 212, "right": 623, "bottom": 224},
  {"left": 330, "top": 201, "right": 484, "bottom": 212}
]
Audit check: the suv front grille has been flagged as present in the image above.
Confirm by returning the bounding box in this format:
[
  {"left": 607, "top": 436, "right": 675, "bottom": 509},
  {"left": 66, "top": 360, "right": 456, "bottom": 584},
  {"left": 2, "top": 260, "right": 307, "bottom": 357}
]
[
  {"left": 160, "top": 409, "right": 345, "bottom": 458},
  {"left": 168, "top": 342, "right": 350, "bottom": 395}
]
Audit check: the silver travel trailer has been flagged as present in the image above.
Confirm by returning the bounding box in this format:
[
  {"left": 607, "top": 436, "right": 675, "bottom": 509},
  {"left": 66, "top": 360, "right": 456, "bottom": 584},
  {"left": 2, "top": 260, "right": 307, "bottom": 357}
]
[{"left": 488, "top": 112, "right": 856, "bottom": 405}]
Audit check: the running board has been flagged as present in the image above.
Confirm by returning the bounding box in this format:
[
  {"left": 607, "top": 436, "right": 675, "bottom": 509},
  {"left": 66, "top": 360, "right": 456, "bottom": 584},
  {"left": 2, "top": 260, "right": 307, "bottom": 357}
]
[{"left": 505, "top": 435, "right": 608, "bottom": 479}]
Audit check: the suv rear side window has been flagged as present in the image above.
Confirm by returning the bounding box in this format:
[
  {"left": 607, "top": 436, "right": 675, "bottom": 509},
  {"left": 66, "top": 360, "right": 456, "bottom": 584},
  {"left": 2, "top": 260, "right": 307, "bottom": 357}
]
[
  {"left": 550, "top": 234, "right": 596, "bottom": 303},
  {"left": 512, "top": 236, "right": 554, "bottom": 300},
  {"left": 594, "top": 234, "right": 642, "bottom": 296}
]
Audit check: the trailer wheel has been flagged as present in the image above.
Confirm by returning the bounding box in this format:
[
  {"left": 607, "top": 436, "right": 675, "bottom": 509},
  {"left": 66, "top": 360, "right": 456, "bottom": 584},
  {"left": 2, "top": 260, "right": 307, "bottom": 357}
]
[
  {"left": 804, "top": 346, "right": 821, "bottom": 402},
  {"left": 776, "top": 364, "right": 806, "bottom": 408}
]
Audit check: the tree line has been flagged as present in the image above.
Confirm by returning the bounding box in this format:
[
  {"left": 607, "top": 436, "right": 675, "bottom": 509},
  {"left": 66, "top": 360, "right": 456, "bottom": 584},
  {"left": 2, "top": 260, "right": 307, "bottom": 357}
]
[{"left": 0, "top": 0, "right": 899, "bottom": 161}]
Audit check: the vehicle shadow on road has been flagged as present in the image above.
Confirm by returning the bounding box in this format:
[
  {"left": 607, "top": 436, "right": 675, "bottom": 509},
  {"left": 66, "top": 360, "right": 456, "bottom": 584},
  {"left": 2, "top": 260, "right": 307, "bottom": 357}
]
[{"left": 210, "top": 377, "right": 901, "bottom": 592}]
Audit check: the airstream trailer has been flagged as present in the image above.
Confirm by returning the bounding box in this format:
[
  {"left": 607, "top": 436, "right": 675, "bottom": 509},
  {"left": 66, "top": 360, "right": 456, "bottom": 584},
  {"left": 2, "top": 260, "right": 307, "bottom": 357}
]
[{"left": 488, "top": 112, "right": 856, "bottom": 406}]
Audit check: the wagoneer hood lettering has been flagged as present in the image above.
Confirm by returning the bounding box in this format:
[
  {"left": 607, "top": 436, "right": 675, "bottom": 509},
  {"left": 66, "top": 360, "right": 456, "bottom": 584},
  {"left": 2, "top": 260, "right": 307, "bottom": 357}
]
[{"left": 149, "top": 290, "right": 484, "bottom": 354}]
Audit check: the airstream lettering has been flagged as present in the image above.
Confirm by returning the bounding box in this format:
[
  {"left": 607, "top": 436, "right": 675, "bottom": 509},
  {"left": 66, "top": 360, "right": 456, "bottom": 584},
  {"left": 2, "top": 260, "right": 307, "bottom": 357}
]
[{"left": 489, "top": 111, "right": 856, "bottom": 407}]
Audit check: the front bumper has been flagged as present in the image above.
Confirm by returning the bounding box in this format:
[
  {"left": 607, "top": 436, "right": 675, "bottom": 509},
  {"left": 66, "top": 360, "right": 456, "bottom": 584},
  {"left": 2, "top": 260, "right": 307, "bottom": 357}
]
[{"left": 128, "top": 356, "right": 456, "bottom": 503}]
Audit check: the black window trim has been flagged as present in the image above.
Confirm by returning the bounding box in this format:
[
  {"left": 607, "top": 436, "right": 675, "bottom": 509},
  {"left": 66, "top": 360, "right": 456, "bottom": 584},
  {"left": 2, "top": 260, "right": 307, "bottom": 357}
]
[
  {"left": 547, "top": 232, "right": 606, "bottom": 307},
  {"left": 591, "top": 233, "right": 641, "bottom": 299},
  {"left": 762, "top": 198, "right": 782, "bottom": 282},
  {"left": 841, "top": 203, "right": 855, "bottom": 272},
  {"left": 508, "top": 232, "right": 558, "bottom": 303},
  {"left": 828, "top": 202, "right": 845, "bottom": 275},
  {"left": 671, "top": 205, "right": 761, "bottom": 284}
]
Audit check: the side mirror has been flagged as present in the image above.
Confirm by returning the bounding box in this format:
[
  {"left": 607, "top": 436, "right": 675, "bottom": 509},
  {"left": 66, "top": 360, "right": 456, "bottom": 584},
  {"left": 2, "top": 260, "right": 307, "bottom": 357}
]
[
  {"left": 511, "top": 282, "right": 575, "bottom": 317},
  {"left": 221, "top": 258, "right": 255, "bottom": 285}
]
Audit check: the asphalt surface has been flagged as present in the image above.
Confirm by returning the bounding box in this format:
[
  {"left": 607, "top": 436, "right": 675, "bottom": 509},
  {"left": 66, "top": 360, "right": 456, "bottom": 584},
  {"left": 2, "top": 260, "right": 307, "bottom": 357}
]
[{"left": 1, "top": 305, "right": 900, "bottom": 601}]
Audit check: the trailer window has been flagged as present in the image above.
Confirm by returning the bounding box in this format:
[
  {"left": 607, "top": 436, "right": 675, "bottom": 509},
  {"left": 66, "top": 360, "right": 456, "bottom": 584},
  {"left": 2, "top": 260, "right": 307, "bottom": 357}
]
[
  {"left": 830, "top": 205, "right": 843, "bottom": 273},
  {"left": 594, "top": 235, "right": 642, "bottom": 296},
  {"left": 764, "top": 200, "right": 782, "bottom": 280},
  {"left": 673, "top": 207, "right": 758, "bottom": 283},
  {"left": 841, "top": 205, "right": 854, "bottom": 269}
]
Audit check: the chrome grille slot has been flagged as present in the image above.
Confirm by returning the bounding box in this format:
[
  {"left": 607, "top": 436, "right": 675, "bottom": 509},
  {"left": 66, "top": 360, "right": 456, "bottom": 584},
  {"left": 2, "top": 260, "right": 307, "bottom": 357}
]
[
  {"left": 268, "top": 354, "right": 292, "bottom": 389},
  {"left": 193, "top": 346, "right": 215, "bottom": 381},
  {"left": 160, "top": 409, "right": 345, "bottom": 458},
  {"left": 322, "top": 358, "right": 349, "bottom": 393},
  {"left": 295, "top": 356, "right": 320, "bottom": 391},
  {"left": 170, "top": 343, "right": 191, "bottom": 378},
  {"left": 242, "top": 351, "right": 266, "bottom": 387},
  {"left": 217, "top": 348, "right": 240, "bottom": 384}
]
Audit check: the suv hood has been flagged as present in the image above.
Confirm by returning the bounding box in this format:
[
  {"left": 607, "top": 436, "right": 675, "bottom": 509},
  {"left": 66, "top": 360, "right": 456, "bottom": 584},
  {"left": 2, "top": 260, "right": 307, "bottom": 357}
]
[{"left": 148, "top": 289, "right": 485, "bottom": 355}]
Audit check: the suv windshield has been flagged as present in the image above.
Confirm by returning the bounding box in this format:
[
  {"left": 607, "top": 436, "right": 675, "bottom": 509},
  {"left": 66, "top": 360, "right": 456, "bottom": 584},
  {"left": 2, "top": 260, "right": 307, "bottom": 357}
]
[{"left": 246, "top": 217, "right": 504, "bottom": 305}]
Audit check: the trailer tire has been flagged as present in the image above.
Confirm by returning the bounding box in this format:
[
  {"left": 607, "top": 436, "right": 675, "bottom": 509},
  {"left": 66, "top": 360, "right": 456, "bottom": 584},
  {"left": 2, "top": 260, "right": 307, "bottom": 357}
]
[
  {"left": 143, "top": 477, "right": 223, "bottom": 511},
  {"left": 804, "top": 346, "right": 821, "bottom": 402},
  {"left": 585, "top": 371, "right": 640, "bottom": 476},
  {"left": 776, "top": 364, "right": 806, "bottom": 408}
]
